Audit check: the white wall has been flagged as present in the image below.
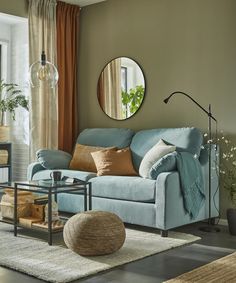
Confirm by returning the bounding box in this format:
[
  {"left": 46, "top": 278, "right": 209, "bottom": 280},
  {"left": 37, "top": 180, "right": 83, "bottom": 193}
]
[
  {"left": 0, "top": 21, "right": 11, "bottom": 40},
  {"left": 0, "top": 21, "right": 11, "bottom": 82}
]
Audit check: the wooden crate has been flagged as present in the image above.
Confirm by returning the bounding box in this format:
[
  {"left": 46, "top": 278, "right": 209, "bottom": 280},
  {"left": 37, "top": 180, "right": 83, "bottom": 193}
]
[
  {"left": 1, "top": 192, "right": 34, "bottom": 205},
  {"left": 0, "top": 201, "right": 31, "bottom": 220},
  {"left": 0, "top": 150, "right": 8, "bottom": 164}
]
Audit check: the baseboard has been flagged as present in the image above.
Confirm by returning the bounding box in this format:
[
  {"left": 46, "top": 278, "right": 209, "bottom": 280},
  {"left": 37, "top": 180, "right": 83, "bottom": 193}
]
[{"left": 218, "top": 218, "right": 228, "bottom": 226}]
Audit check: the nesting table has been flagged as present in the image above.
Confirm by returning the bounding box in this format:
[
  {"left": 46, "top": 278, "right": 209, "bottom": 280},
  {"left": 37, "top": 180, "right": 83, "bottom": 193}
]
[{"left": 0, "top": 179, "right": 92, "bottom": 245}]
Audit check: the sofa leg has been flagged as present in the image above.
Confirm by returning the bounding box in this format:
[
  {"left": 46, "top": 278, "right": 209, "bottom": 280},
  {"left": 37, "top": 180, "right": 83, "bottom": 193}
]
[
  {"left": 160, "top": 230, "right": 168, "bottom": 237},
  {"left": 209, "top": 217, "right": 217, "bottom": 225}
]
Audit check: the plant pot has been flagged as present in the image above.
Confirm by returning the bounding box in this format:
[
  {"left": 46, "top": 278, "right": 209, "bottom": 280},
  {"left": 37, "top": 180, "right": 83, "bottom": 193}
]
[
  {"left": 227, "top": 208, "right": 236, "bottom": 235},
  {"left": 0, "top": 126, "right": 10, "bottom": 142}
]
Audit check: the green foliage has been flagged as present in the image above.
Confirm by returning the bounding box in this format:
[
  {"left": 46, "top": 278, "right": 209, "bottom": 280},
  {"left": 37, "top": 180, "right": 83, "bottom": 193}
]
[
  {"left": 208, "top": 132, "right": 236, "bottom": 207},
  {"left": 217, "top": 135, "right": 236, "bottom": 206},
  {"left": 0, "top": 80, "right": 29, "bottom": 124},
  {"left": 121, "top": 85, "right": 144, "bottom": 118}
]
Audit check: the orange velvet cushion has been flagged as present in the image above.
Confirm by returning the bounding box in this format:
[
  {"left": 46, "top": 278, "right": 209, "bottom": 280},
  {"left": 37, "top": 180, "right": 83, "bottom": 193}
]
[
  {"left": 91, "top": 147, "right": 138, "bottom": 176},
  {"left": 69, "top": 144, "right": 116, "bottom": 172}
]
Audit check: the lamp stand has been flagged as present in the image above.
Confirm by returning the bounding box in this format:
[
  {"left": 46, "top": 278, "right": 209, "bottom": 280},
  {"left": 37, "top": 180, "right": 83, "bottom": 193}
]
[
  {"left": 199, "top": 104, "right": 220, "bottom": 233},
  {"left": 163, "top": 92, "right": 220, "bottom": 233}
]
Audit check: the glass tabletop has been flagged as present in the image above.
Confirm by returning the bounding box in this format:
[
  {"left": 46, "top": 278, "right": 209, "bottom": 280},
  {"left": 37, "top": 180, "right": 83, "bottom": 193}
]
[{"left": 0, "top": 178, "right": 88, "bottom": 190}]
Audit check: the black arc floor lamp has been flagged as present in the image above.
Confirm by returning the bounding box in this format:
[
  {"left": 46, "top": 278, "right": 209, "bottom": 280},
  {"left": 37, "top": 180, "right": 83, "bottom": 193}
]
[{"left": 163, "top": 91, "right": 220, "bottom": 233}]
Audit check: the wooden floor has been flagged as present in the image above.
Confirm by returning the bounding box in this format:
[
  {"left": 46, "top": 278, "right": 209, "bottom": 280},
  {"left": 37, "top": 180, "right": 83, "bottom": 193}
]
[{"left": 0, "top": 222, "right": 235, "bottom": 283}]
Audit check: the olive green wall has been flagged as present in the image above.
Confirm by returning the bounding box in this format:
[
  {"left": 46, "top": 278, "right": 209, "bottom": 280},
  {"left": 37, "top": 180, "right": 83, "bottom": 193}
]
[
  {"left": 79, "top": 0, "right": 236, "bottom": 217},
  {"left": 0, "top": 0, "right": 27, "bottom": 18},
  {"left": 79, "top": 0, "right": 236, "bottom": 133}
]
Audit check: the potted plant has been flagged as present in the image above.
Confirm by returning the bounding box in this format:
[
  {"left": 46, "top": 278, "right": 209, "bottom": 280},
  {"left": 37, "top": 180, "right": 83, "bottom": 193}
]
[
  {"left": 217, "top": 134, "right": 236, "bottom": 235},
  {"left": 0, "top": 80, "right": 29, "bottom": 141}
]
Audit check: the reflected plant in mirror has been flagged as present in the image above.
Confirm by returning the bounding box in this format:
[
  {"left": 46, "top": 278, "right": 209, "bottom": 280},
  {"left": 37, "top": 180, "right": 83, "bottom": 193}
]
[
  {"left": 97, "top": 57, "right": 145, "bottom": 120},
  {"left": 121, "top": 85, "right": 144, "bottom": 118}
]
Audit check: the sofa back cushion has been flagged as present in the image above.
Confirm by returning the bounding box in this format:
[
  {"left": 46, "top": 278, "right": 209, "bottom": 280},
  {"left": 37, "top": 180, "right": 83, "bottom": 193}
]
[
  {"left": 77, "top": 128, "right": 135, "bottom": 148},
  {"left": 130, "top": 127, "right": 203, "bottom": 170},
  {"left": 69, "top": 144, "right": 116, "bottom": 172}
]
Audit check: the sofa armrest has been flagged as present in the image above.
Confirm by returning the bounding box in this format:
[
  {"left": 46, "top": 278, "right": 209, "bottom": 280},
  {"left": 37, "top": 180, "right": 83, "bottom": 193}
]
[
  {"left": 27, "top": 162, "right": 45, "bottom": 180},
  {"left": 155, "top": 149, "right": 219, "bottom": 231},
  {"left": 155, "top": 171, "right": 186, "bottom": 230}
]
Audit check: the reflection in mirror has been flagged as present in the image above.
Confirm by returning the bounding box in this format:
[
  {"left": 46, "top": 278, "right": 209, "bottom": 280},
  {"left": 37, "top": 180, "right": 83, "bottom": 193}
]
[{"left": 97, "top": 57, "right": 145, "bottom": 120}]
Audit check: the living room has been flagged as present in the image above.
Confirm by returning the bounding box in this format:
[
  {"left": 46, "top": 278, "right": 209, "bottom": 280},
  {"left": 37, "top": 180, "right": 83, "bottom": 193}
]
[{"left": 0, "top": 0, "right": 235, "bottom": 282}]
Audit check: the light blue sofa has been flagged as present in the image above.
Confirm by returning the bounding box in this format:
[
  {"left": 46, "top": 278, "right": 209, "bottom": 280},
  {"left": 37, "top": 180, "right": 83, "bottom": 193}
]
[{"left": 27, "top": 127, "right": 219, "bottom": 237}]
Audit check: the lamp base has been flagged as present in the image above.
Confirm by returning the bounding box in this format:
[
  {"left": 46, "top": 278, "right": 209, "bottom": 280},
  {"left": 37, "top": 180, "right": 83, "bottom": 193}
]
[{"left": 199, "top": 219, "right": 220, "bottom": 233}]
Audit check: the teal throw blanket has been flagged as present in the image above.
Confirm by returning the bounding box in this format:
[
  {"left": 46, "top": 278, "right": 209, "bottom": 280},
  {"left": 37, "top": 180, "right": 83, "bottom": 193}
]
[{"left": 176, "top": 152, "right": 205, "bottom": 219}]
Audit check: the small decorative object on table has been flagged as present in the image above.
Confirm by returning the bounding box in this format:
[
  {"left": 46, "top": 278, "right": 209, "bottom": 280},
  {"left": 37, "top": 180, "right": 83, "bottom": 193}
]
[
  {"left": 50, "top": 171, "right": 61, "bottom": 182},
  {"left": 44, "top": 200, "right": 59, "bottom": 222},
  {"left": 62, "top": 176, "right": 81, "bottom": 183}
]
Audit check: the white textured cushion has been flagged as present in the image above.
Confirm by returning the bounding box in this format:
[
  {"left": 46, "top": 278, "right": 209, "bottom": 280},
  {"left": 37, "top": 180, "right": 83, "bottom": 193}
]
[{"left": 139, "top": 139, "right": 176, "bottom": 178}]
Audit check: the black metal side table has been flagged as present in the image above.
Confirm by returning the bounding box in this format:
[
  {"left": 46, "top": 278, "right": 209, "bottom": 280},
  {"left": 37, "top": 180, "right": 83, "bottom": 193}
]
[{"left": 0, "top": 179, "right": 92, "bottom": 245}]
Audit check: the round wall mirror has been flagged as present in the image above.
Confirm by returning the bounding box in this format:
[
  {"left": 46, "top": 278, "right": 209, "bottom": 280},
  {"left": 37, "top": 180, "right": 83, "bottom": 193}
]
[{"left": 97, "top": 57, "right": 146, "bottom": 120}]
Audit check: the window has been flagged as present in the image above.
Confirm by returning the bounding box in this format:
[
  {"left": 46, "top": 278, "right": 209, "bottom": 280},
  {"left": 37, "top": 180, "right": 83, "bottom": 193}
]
[
  {"left": 0, "top": 44, "right": 1, "bottom": 80},
  {"left": 121, "top": 66, "right": 128, "bottom": 92},
  {"left": 0, "top": 40, "right": 9, "bottom": 84},
  {"left": 0, "top": 14, "right": 29, "bottom": 181}
]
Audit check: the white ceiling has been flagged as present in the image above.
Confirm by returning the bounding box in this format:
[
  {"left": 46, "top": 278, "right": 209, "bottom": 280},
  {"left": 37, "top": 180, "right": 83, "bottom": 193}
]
[
  {"left": 63, "top": 0, "right": 107, "bottom": 7},
  {"left": 0, "top": 0, "right": 106, "bottom": 25}
]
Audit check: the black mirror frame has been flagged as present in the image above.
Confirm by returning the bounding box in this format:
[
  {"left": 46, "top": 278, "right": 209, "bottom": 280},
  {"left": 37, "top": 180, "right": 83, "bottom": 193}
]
[{"left": 97, "top": 56, "right": 146, "bottom": 121}]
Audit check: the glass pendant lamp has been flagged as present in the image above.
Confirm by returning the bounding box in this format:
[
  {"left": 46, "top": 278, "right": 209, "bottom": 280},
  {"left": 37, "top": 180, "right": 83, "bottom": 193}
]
[{"left": 29, "top": 19, "right": 58, "bottom": 88}]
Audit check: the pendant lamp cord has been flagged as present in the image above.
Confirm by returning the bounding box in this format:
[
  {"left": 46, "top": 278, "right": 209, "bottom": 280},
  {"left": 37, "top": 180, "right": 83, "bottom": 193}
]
[{"left": 41, "top": 12, "right": 46, "bottom": 65}]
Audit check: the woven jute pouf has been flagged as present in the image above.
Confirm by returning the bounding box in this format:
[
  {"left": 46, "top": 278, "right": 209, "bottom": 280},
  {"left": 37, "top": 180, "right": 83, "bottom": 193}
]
[{"left": 63, "top": 211, "right": 126, "bottom": 256}]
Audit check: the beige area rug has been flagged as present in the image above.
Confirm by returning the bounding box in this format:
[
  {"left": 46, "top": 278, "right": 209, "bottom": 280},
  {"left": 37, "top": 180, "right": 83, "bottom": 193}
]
[
  {"left": 165, "top": 251, "right": 236, "bottom": 283},
  {"left": 0, "top": 223, "right": 200, "bottom": 283}
]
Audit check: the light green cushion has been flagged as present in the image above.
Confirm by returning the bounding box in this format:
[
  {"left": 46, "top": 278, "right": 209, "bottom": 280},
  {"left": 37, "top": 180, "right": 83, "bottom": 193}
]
[
  {"left": 36, "top": 149, "right": 72, "bottom": 169},
  {"left": 149, "top": 151, "right": 177, "bottom": 179},
  {"left": 139, "top": 139, "right": 176, "bottom": 178}
]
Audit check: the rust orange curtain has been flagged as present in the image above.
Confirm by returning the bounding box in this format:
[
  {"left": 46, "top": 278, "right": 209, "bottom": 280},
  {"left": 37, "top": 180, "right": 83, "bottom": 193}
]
[{"left": 56, "top": 1, "right": 80, "bottom": 153}]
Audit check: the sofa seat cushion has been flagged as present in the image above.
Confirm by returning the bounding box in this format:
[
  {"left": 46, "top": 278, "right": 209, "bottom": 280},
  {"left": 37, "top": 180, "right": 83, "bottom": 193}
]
[
  {"left": 32, "top": 169, "right": 96, "bottom": 182},
  {"left": 90, "top": 176, "right": 156, "bottom": 203}
]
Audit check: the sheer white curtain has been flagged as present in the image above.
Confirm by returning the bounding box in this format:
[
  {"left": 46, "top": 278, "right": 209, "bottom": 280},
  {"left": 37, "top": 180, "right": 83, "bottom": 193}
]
[
  {"left": 9, "top": 22, "right": 29, "bottom": 181},
  {"left": 102, "top": 58, "right": 122, "bottom": 119},
  {"left": 28, "top": 0, "right": 58, "bottom": 161}
]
